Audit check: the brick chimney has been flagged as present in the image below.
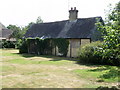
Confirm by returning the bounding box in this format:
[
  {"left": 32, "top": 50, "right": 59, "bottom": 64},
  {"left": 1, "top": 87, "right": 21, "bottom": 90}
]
[{"left": 69, "top": 7, "right": 78, "bottom": 21}]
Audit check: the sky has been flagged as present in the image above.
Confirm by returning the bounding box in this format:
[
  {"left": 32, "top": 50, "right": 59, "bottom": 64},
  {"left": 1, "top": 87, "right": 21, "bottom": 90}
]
[{"left": 0, "top": 0, "right": 119, "bottom": 27}]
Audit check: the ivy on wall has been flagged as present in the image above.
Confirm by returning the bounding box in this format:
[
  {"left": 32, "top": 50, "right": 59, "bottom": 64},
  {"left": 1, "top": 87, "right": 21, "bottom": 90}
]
[
  {"left": 36, "top": 38, "right": 53, "bottom": 55},
  {"left": 19, "top": 38, "right": 69, "bottom": 57},
  {"left": 53, "top": 38, "right": 69, "bottom": 56}
]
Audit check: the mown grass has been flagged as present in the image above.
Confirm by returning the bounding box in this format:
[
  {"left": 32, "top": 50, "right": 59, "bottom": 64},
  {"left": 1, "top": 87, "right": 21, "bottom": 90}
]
[{"left": 1, "top": 49, "right": 119, "bottom": 88}]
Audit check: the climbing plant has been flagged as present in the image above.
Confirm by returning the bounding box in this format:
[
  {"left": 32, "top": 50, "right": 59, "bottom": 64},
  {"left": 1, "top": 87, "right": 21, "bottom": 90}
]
[
  {"left": 53, "top": 38, "right": 69, "bottom": 57},
  {"left": 35, "top": 38, "right": 53, "bottom": 55},
  {"left": 19, "top": 38, "right": 69, "bottom": 57}
]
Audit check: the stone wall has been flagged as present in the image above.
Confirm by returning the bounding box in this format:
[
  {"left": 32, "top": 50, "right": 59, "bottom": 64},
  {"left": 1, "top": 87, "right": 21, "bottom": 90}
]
[{"left": 67, "top": 39, "right": 90, "bottom": 57}]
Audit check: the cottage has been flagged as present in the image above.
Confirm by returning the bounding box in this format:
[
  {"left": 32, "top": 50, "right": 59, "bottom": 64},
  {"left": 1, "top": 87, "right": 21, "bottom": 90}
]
[
  {"left": 0, "top": 22, "right": 16, "bottom": 41},
  {"left": 25, "top": 7, "right": 103, "bottom": 57}
]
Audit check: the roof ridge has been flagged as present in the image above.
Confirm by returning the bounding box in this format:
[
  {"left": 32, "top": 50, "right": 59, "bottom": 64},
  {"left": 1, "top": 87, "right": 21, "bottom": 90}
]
[{"left": 34, "top": 16, "right": 102, "bottom": 25}]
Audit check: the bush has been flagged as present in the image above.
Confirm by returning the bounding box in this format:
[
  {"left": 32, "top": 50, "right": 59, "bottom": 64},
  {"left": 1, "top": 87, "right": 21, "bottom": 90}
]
[
  {"left": 78, "top": 41, "right": 120, "bottom": 66},
  {"left": 100, "top": 48, "right": 120, "bottom": 66},
  {"left": 78, "top": 41, "right": 103, "bottom": 64},
  {"left": 96, "top": 86, "right": 119, "bottom": 90},
  {"left": 19, "top": 39, "right": 28, "bottom": 53},
  {"left": 2, "top": 41, "right": 15, "bottom": 48}
]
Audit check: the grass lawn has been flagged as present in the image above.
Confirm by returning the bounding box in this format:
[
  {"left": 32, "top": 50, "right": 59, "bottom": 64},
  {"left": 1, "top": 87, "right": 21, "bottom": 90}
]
[{"left": 1, "top": 49, "right": 119, "bottom": 88}]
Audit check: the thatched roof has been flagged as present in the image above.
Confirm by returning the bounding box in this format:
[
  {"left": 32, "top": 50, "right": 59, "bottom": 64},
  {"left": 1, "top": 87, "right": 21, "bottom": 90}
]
[
  {"left": 0, "top": 22, "right": 7, "bottom": 30},
  {"left": 0, "top": 29, "right": 13, "bottom": 38},
  {"left": 25, "top": 17, "right": 103, "bottom": 40},
  {"left": 0, "top": 23, "right": 13, "bottom": 39}
]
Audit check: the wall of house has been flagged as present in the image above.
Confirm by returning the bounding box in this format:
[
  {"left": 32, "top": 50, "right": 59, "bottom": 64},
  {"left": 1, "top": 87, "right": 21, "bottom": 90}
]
[
  {"left": 67, "top": 39, "right": 80, "bottom": 57},
  {"left": 81, "top": 39, "right": 91, "bottom": 47},
  {"left": 67, "top": 38, "right": 90, "bottom": 57},
  {"left": 28, "top": 39, "right": 90, "bottom": 57}
]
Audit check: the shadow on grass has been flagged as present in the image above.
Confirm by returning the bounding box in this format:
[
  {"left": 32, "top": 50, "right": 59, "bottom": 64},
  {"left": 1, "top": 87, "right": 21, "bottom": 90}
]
[
  {"left": 16, "top": 53, "right": 77, "bottom": 62},
  {"left": 99, "top": 67, "right": 119, "bottom": 79},
  {"left": 49, "top": 57, "right": 77, "bottom": 61},
  {"left": 88, "top": 65, "right": 119, "bottom": 79},
  {"left": 15, "top": 53, "right": 53, "bottom": 58},
  {"left": 76, "top": 61, "right": 102, "bottom": 67},
  {"left": 88, "top": 66, "right": 112, "bottom": 72}
]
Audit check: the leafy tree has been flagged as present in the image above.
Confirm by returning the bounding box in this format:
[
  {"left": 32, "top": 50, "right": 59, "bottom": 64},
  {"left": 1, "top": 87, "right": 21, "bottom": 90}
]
[
  {"left": 96, "top": 1, "right": 120, "bottom": 65},
  {"left": 21, "top": 22, "right": 35, "bottom": 35},
  {"left": 27, "top": 22, "right": 35, "bottom": 28},
  {"left": 36, "top": 16, "right": 43, "bottom": 24},
  {"left": 7, "top": 21, "right": 35, "bottom": 40},
  {"left": 7, "top": 25, "right": 22, "bottom": 40}
]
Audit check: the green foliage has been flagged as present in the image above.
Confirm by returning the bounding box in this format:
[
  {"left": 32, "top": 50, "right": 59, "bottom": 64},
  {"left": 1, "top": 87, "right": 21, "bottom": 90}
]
[
  {"left": 96, "top": 86, "right": 119, "bottom": 90},
  {"left": 53, "top": 38, "right": 69, "bottom": 56},
  {"left": 35, "top": 38, "right": 52, "bottom": 55},
  {"left": 15, "top": 39, "right": 22, "bottom": 49},
  {"left": 78, "top": 41, "right": 103, "bottom": 64},
  {"left": 19, "top": 39, "right": 28, "bottom": 53},
  {"left": 96, "top": 1, "right": 120, "bottom": 66},
  {"left": 36, "top": 16, "right": 43, "bottom": 24},
  {"left": 19, "top": 38, "right": 69, "bottom": 57},
  {"left": 99, "top": 67, "right": 119, "bottom": 79},
  {"left": 2, "top": 41, "right": 15, "bottom": 48},
  {"left": 7, "top": 25, "right": 23, "bottom": 40},
  {"left": 73, "top": 65, "right": 119, "bottom": 83}
]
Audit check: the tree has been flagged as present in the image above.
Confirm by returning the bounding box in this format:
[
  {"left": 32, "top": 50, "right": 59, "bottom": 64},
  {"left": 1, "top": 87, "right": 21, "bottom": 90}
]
[
  {"left": 96, "top": 1, "right": 120, "bottom": 65},
  {"left": 21, "top": 22, "right": 35, "bottom": 35},
  {"left": 36, "top": 16, "right": 43, "bottom": 24},
  {"left": 7, "top": 25, "right": 22, "bottom": 40}
]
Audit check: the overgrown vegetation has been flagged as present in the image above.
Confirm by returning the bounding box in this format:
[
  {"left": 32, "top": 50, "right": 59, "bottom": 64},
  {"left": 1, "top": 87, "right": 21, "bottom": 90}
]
[
  {"left": 19, "top": 38, "right": 69, "bottom": 57},
  {"left": 53, "top": 38, "right": 69, "bottom": 56},
  {"left": 19, "top": 39, "right": 28, "bottom": 53},
  {"left": 1, "top": 41, "right": 15, "bottom": 48},
  {"left": 78, "top": 41, "right": 103, "bottom": 64},
  {"left": 30, "top": 38, "right": 53, "bottom": 55},
  {"left": 78, "top": 1, "right": 120, "bottom": 66},
  {"left": 96, "top": 1, "right": 120, "bottom": 66}
]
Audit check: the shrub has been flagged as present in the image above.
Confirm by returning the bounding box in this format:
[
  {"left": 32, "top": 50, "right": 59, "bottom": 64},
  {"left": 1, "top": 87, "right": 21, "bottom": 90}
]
[
  {"left": 19, "top": 39, "right": 28, "bottom": 53},
  {"left": 96, "top": 86, "right": 119, "bottom": 90},
  {"left": 2, "top": 41, "right": 15, "bottom": 48},
  {"left": 78, "top": 41, "right": 103, "bottom": 64},
  {"left": 15, "top": 39, "right": 22, "bottom": 49},
  {"left": 78, "top": 41, "right": 120, "bottom": 66}
]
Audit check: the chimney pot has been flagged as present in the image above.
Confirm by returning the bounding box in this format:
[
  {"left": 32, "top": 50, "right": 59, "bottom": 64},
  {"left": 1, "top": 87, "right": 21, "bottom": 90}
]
[
  {"left": 69, "top": 7, "right": 78, "bottom": 21},
  {"left": 74, "top": 7, "right": 76, "bottom": 10}
]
